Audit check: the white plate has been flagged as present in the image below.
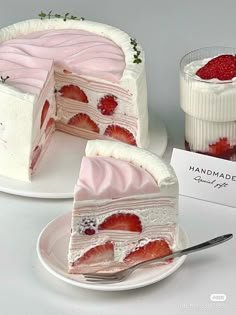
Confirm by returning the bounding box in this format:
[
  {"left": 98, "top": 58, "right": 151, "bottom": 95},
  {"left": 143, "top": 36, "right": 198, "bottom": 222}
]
[
  {"left": 37, "top": 212, "right": 189, "bottom": 291},
  {"left": 0, "top": 114, "right": 167, "bottom": 199}
]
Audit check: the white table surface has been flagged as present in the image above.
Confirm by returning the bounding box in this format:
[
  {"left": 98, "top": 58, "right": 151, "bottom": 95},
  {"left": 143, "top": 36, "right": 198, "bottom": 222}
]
[{"left": 1, "top": 0, "right": 236, "bottom": 314}]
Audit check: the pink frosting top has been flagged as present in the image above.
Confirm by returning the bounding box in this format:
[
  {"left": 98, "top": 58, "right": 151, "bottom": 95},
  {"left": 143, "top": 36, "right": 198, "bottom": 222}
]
[
  {"left": 74, "top": 156, "right": 159, "bottom": 201},
  {"left": 0, "top": 29, "right": 125, "bottom": 95}
]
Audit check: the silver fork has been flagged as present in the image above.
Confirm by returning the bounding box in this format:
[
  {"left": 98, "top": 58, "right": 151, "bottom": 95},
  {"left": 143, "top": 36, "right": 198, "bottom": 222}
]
[{"left": 83, "top": 233, "right": 233, "bottom": 284}]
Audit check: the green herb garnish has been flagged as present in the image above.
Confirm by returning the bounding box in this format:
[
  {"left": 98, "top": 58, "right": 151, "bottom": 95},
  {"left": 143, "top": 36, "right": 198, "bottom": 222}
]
[
  {"left": 0, "top": 76, "right": 9, "bottom": 83},
  {"left": 38, "top": 11, "right": 85, "bottom": 21},
  {"left": 130, "top": 38, "right": 142, "bottom": 64}
]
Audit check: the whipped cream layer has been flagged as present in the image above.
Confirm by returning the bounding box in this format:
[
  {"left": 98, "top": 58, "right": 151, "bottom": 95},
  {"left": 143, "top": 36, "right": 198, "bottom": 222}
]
[
  {"left": 180, "top": 56, "right": 236, "bottom": 121},
  {"left": 74, "top": 156, "right": 159, "bottom": 201}
]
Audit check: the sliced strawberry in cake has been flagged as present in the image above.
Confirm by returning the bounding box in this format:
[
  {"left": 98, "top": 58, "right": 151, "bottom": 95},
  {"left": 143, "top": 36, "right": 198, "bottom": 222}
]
[
  {"left": 72, "top": 242, "right": 114, "bottom": 266},
  {"left": 124, "top": 239, "right": 172, "bottom": 264},
  {"left": 68, "top": 113, "right": 99, "bottom": 133},
  {"left": 59, "top": 85, "right": 88, "bottom": 103},
  {"left": 97, "top": 94, "right": 118, "bottom": 115},
  {"left": 104, "top": 125, "right": 137, "bottom": 145},
  {"left": 40, "top": 100, "right": 50, "bottom": 128},
  {"left": 99, "top": 213, "right": 142, "bottom": 232}
]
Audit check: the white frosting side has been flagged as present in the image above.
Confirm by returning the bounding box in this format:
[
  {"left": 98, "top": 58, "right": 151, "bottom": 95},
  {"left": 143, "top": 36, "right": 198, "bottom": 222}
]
[
  {"left": 0, "top": 84, "right": 35, "bottom": 180},
  {"left": 180, "top": 57, "right": 236, "bottom": 121}
]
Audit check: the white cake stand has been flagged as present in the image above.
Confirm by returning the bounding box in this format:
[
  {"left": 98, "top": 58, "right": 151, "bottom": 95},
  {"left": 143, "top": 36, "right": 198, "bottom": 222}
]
[{"left": 0, "top": 115, "right": 167, "bottom": 198}]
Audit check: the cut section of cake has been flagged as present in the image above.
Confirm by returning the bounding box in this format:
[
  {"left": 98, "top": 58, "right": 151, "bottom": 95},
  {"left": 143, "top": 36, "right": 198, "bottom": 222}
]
[
  {"left": 68, "top": 140, "right": 179, "bottom": 274},
  {"left": 0, "top": 17, "right": 148, "bottom": 181}
]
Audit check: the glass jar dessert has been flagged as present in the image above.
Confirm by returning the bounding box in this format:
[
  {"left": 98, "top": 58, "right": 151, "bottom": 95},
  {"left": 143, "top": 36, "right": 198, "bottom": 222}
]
[{"left": 180, "top": 47, "right": 236, "bottom": 160}]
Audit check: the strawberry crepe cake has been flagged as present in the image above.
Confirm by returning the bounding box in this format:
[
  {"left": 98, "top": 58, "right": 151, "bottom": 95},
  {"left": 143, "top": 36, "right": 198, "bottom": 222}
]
[
  {"left": 0, "top": 14, "right": 148, "bottom": 181},
  {"left": 68, "top": 140, "right": 179, "bottom": 274}
]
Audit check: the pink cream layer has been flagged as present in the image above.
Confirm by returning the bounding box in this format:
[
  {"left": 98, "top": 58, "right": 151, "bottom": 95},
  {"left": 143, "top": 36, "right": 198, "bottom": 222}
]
[
  {"left": 74, "top": 156, "right": 159, "bottom": 201},
  {"left": 0, "top": 29, "right": 125, "bottom": 95}
]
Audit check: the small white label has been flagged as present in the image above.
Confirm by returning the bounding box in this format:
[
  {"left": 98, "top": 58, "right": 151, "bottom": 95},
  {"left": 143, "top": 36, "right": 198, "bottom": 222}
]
[
  {"left": 210, "top": 293, "right": 227, "bottom": 302},
  {"left": 170, "top": 148, "right": 236, "bottom": 208}
]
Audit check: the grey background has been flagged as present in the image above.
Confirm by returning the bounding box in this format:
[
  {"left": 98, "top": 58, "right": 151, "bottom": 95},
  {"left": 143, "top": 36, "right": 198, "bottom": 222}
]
[
  {"left": 1, "top": 3, "right": 236, "bottom": 314},
  {"left": 1, "top": 0, "right": 236, "bottom": 147}
]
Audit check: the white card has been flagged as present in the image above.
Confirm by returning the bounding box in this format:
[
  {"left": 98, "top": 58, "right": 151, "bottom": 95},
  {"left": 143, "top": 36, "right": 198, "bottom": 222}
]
[{"left": 170, "top": 148, "right": 236, "bottom": 208}]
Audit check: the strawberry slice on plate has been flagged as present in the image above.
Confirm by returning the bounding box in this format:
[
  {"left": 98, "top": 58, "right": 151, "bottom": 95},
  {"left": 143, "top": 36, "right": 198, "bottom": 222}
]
[
  {"left": 59, "top": 85, "right": 88, "bottom": 103},
  {"left": 104, "top": 125, "right": 136, "bottom": 146},
  {"left": 124, "top": 239, "right": 172, "bottom": 264},
  {"left": 40, "top": 100, "right": 50, "bottom": 129},
  {"left": 97, "top": 94, "right": 118, "bottom": 115},
  {"left": 72, "top": 242, "right": 114, "bottom": 266},
  {"left": 196, "top": 54, "right": 236, "bottom": 80},
  {"left": 68, "top": 113, "right": 100, "bottom": 133},
  {"left": 99, "top": 213, "right": 142, "bottom": 232},
  {"left": 30, "top": 145, "right": 42, "bottom": 170}
]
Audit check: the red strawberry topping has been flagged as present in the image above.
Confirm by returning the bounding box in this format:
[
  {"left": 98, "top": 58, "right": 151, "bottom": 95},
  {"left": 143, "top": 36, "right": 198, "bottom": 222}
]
[
  {"left": 30, "top": 145, "right": 42, "bottom": 170},
  {"left": 196, "top": 54, "right": 236, "bottom": 80},
  {"left": 98, "top": 213, "right": 142, "bottom": 232},
  {"left": 72, "top": 242, "right": 114, "bottom": 266},
  {"left": 59, "top": 85, "right": 88, "bottom": 103},
  {"left": 68, "top": 113, "right": 99, "bottom": 133},
  {"left": 104, "top": 125, "right": 137, "bottom": 146},
  {"left": 40, "top": 100, "right": 50, "bottom": 129},
  {"left": 185, "top": 139, "right": 236, "bottom": 160},
  {"left": 124, "top": 239, "right": 172, "bottom": 264},
  {"left": 209, "top": 137, "right": 230, "bottom": 156},
  {"left": 97, "top": 94, "right": 118, "bottom": 115}
]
